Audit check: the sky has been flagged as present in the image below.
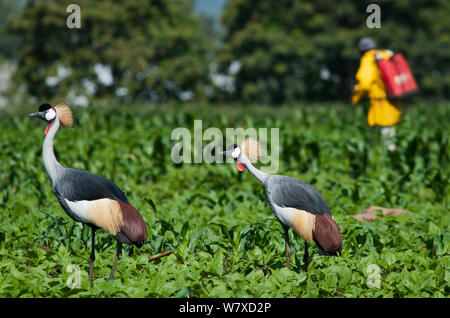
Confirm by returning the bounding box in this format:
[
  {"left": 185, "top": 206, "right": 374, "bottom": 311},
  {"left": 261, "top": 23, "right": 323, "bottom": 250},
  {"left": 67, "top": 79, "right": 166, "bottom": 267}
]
[{"left": 194, "top": 0, "right": 227, "bottom": 17}]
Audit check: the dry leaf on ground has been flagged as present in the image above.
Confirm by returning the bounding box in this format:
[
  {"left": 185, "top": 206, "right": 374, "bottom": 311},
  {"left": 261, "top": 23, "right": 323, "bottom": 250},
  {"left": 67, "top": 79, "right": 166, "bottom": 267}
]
[{"left": 348, "top": 206, "right": 412, "bottom": 222}]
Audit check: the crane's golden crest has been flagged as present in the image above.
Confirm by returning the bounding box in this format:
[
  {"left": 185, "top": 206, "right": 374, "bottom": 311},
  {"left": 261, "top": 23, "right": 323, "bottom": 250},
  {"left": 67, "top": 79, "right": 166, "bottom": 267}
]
[
  {"left": 239, "top": 137, "right": 262, "bottom": 163},
  {"left": 55, "top": 104, "right": 73, "bottom": 128}
]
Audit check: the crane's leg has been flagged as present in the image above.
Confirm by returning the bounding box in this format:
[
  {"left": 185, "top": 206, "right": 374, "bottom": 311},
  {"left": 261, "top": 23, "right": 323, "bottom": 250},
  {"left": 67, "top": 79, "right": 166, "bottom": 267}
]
[
  {"left": 283, "top": 226, "right": 291, "bottom": 268},
  {"left": 303, "top": 241, "right": 309, "bottom": 271},
  {"left": 108, "top": 241, "right": 122, "bottom": 281},
  {"left": 88, "top": 227, "right": 96, "bottom": 282}
]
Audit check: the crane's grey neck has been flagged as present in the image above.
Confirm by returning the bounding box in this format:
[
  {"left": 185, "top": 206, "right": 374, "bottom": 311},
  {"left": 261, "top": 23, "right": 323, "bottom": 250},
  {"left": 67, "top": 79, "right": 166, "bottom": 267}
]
[
  {"left": 241, "top": 155, "right": 269, "bottom": 184},
  {"left": 43, "top": 117, "right": 64, "bottom": 184}
]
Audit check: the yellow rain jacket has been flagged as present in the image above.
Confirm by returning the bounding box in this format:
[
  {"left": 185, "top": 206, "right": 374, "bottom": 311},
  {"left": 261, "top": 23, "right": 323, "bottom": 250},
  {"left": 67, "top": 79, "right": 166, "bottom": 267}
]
[{"left": 352, "top": 49, "right": 401, "bottom": 127}]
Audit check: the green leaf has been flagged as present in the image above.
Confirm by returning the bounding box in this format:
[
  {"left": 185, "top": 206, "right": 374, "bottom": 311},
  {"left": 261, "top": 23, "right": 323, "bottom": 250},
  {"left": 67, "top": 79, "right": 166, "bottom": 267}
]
[
  {"left": 428, "top": 222, "right": 441, "bottom": 236},
  {"left": 384, "top": 251, "right": 396, "bottom": 267}
]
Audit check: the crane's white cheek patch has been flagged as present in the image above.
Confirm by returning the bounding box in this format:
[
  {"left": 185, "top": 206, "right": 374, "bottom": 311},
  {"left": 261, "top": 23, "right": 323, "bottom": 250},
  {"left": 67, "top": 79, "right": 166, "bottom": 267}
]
[
  {"left": 45, "top": 109, "right": 56, "bottom": 121},
  {"left": 231, "top": 147, "right": 241, "bottom": 158},
  {"left": 65, "top": 199, "right": 124, "bottom": 234}
]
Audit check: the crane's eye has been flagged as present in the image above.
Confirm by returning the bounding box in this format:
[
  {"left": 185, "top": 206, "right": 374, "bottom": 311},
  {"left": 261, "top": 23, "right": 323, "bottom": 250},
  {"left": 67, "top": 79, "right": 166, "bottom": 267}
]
[{"left": 45, "top": 108, "right": 56, "bottom": 121}]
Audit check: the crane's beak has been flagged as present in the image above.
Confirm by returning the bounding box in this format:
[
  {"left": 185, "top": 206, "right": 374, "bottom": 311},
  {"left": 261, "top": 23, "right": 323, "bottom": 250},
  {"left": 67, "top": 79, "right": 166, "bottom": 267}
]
[
  {"left": 219, "top": 150, "right": 233, "bottom": 158},
  {"left": 30, "top": 111, "right": 46, "bottom": 120},
  {"left": 30, "top": 111, "right": 52, "bottom": 135}
]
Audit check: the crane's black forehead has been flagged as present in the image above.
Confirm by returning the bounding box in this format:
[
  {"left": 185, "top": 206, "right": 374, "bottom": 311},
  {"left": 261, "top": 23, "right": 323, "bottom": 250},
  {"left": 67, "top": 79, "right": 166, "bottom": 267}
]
[
  {"left": 38, "top": 103, "right": 52, "bottom": 112},
  {"left": 226, "top": 144, "right": 239, "bottom": 151}
]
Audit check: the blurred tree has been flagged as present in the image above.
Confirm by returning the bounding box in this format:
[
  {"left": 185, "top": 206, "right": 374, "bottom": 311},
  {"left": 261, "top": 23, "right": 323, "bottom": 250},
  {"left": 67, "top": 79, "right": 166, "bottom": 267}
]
[
  {"left": 219, "top": 0, "right": 450, "bottom": 104},
  {"left": 10, "top": 0, "right": 213, "bottom": 102},
  {"left": 0, "top": 0, "right": 22, "bottom": 62}
]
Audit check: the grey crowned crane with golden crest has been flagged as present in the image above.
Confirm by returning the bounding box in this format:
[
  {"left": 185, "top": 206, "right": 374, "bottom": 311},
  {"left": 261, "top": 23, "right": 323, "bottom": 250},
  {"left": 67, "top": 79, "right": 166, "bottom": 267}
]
[
  {"left": 31, "top": 103, "right": 147, "bottom": 281},
  {"left": 221, "top": 138, "right": 343, "bottom": 269}
]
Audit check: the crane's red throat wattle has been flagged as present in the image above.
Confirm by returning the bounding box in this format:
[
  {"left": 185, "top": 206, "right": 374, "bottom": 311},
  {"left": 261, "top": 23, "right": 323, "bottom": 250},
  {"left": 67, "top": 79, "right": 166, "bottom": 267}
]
[
  {"left": 236, "top": 162, "right": 245, "bottom": 172},
  {"left": 45, "top": 124, "right": 51, "bottom": 136}
]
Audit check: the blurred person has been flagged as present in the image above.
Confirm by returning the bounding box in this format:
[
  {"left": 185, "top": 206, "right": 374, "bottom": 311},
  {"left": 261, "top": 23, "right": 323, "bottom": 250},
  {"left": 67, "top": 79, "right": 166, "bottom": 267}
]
[{"left": 352, "top": 37, "right": 401, "bottom": 151}]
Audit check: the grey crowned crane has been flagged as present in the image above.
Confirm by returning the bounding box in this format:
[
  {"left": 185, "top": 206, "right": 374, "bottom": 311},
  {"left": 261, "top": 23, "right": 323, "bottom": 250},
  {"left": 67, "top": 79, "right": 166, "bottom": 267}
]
[
  {"left": 221, "top": 138, "right": 343, "bottom": 269},
  {"left": 30, "top": 103, "right": 147, "bottom": 281}
]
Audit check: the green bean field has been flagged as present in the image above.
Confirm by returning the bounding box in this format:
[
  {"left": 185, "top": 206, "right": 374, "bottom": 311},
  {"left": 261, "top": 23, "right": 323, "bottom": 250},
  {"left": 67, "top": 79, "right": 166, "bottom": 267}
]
[{"left": 0, "top": 101, "right": 448, "bottom": 297}]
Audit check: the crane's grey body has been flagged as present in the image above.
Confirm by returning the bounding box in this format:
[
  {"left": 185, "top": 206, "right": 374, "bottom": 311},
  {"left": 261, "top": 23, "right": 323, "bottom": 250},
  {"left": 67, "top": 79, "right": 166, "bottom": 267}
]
[
  {"left": 33, "top": 104, "right": 148, "bottom": 281},
  {"left": 43, "top": 118, "right": 128, "bottom": 223},
  {"left": 240, "top": 155, "right": 331, "bottom": 224},
  {"left": 265, "top": 174, "right": 331, "bottom": 217},
  {"left": 223, "top": 147, "right": 342, "bottom": 268},
  {"left": 55, "top": 169, "right": 128, "bottom": 203}
]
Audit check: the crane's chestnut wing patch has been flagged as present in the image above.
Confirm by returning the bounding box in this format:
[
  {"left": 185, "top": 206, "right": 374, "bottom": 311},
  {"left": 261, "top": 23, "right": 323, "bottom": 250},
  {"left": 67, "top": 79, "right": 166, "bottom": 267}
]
[
  {"left": 117, "top": 201, "right": 148, "bottom": 247},
  {"left": 313, "top": 214, "right": 343, "bottom": 255}
]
